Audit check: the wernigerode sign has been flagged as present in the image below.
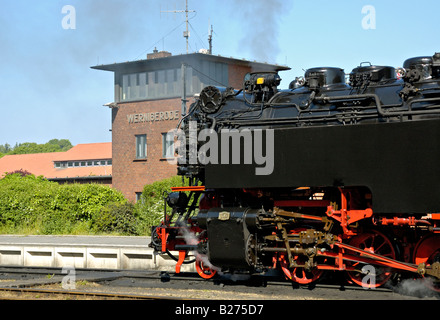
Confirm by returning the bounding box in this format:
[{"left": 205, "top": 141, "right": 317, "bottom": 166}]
[{"left": 127, "top": 110, "right": 180, "bottom": 124}]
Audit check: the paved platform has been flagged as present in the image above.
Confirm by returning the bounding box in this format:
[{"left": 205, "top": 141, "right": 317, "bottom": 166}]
[
  {"left": 0, "top": 235, "right": 150, "bottom": 247},
  {"left": 0, "top": 235, "right": 195, "bottom": 272}
]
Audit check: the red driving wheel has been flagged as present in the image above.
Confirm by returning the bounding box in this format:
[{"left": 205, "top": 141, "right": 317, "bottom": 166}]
[
  {"left": 278, "top": 253, "right": 323, "bottom": 284},
  {"left": 346, "top": 230, "right": 396, "bottom": 288},
  {"left": 195, "top": 257, "right": 217, "bottom": 279},
  {"left": 414, "top": 234, "right": 440, "bottom": 292}
]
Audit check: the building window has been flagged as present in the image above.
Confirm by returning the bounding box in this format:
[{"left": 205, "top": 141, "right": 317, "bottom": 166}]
[
  {"left": 54, "top": 162, "right": 67, "bottom": 168},
  {"left": 118, "top": 65, "right": 215, "bottom": 102},
  {"left": 162, "top": 132, "right": 175, "bottom": 158},
  {"left": 55, "top": 160, "right": 112, "bottom": 168},
  {"left": 136, "top": 134, "right": 147, "bottom": 159},
  {"left": 135, "top": 192, "right": 144, "bottom": 203}
]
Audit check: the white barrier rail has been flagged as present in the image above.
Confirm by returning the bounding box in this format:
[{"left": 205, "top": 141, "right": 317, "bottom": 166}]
[{"left": 0, "top": 236, "right": 195, "bottom": 272}]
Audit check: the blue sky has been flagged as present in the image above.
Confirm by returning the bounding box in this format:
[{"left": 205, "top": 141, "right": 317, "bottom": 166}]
[{"left": 1, "top": 0, "right": 439, "bottom": 146}]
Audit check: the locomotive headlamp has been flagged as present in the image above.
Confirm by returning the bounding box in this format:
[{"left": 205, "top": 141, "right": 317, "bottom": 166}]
[
  {"left": 199, "top": 86, "right": 223, "bottom": 114},
  {"left": 251, "top": 72, "right": 281, "bottom": 87},
  {"left": 243, "top": 72, "right": 282, "bottom": 103}
]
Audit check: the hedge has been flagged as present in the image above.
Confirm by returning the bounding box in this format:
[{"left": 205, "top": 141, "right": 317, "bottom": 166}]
[
  {"left": 0, "top": 173, "right": 194, "bottom": 236},
  {"left": 0, "top": 174, "right": 127, "bottom": 235}
]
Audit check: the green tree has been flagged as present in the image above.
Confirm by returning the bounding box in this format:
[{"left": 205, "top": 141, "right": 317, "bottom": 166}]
[
  {"left": 47, "top": 139, "right": 73, "bottom": 151},
  {"left": 0, "top": 143, "right": 11, "bottom": 154},
  {"left": 3, "top": 139, "right": 73, "bottom": 156}
]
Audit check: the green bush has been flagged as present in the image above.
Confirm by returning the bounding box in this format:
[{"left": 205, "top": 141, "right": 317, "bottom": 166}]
[
  {"left": 0, "top": 174, "right": 55, "bottom": 231},
  {"left": 0, "top": 173, "right": 197, "bottom": 236},
  {"left": 51, "top": 183, "right": 126, "bottom": 222},
  {"left": 137, "top": 176, "right": 198, "bottom": 235},
  {"left": 0, "top": 174, "right": 127, "bottom": 235},
  {"left": 92, "top": 202, "right": 139, "bottom": 235}
]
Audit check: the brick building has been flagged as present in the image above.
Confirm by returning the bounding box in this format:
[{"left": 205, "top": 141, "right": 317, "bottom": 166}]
[{"left": 92, "top": 51, "right": 288, "bottom": 201}]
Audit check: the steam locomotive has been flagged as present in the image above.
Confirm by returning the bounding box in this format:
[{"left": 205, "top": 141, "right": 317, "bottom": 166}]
[{"left": 150, "top": 53, "right": 440, "bottom": 289}]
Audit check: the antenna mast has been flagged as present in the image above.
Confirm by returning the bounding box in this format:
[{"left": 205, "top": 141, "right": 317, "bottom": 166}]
[
  {"left": 208, "top": 24, "right": 213, "bottom": 54},
  {"left": 161, "top": 0, "right": 195, "bottom": 54}
]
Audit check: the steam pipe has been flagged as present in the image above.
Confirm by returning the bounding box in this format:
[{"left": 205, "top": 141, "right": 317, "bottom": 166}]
[{"left": 175, "top": 244, "right": 198, "bottom": 251}]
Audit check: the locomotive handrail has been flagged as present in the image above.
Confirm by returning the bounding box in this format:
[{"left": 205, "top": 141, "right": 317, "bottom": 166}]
[
  {"left": 200, "top": 90, "right": 440, "bottom": 127},
  {"left": 291, "top": 92, "right": 440, "bottom": 119},
  {"left": 316, "top": 93, "right": 385, "bottom": 115},
  {"left": 407, "top": 96, "right": 440, "bottom": 114},
  {"left": 316, "top": 93, "right": 440, "bottom": 117}
]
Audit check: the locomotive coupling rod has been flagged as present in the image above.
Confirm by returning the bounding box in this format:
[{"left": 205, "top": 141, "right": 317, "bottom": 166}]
[{"left": 335, "top": 242, "right": 418, "bottom": 273}]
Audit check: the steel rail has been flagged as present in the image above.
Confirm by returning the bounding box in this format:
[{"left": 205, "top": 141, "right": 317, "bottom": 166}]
[{"left": 0, "top": 286, "right": 186, "bottom": 300}]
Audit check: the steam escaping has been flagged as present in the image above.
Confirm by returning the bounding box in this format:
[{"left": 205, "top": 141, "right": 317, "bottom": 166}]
[
  {"left": 391, "top": 277, "right": 439, "bottom": 298},
  {"left": 232, "top": 0, "right": 292, "bottom": 63},
  {"left": 178, "top": 224, "right": 220, "bottom": 272}
]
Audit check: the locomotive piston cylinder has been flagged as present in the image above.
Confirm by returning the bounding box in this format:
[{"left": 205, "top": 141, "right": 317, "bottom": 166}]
[{"left": 195, "top": 207, "right": 265, "bottom": 268}]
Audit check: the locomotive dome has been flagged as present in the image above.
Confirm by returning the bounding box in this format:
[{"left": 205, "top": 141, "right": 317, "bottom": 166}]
[
  {"left": 350, "top": 64, "right": 396, "bottom": 83},
  {"left": 403, "top": 56, "right": 433, "bottom": 69},
  {"left": 403, "top": 56, "right": 436, "bottom": 81},
  {"left": 304, "top": 67, "right": 345, "bottom": 88}
]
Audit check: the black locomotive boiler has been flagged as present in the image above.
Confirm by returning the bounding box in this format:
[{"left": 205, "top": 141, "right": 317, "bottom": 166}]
[{"left": 150, "top": 53, "right": 440, "bottom": 289}]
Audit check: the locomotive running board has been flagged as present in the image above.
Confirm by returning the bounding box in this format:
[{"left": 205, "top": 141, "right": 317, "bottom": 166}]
[{"left": 171, "top": 186, "right": 206, "bottom": 192}]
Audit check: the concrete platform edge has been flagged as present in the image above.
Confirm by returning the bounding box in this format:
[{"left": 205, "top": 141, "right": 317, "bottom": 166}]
[{"left": 0, "top": 236, "right": 195, "bottom": 272}]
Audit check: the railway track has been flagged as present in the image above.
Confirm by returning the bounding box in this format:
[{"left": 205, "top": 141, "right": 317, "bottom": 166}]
[
  {"left": 0, "top": 266, "right": 437, "bottom": 300},
  {"left": 0, "top": 286, "right": 178, "bottom": 300}
]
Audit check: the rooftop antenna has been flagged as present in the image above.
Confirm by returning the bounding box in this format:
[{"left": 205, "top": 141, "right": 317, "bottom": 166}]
[
  {"left": 161, "top": 0, "right": 195, "bottom": 54},
  {"left": 208, "top": 24, "right": 213, "bottom": 54}
]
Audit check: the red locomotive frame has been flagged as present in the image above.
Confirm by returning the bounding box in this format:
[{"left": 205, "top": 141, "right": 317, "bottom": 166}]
[{"left": 151, "top": 186, "right": 440, "bottom": 290}]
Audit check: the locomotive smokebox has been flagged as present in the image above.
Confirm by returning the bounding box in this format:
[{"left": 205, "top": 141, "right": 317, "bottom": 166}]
[{"left": 195, "top": 207, "right": 263, "bottom": 269}]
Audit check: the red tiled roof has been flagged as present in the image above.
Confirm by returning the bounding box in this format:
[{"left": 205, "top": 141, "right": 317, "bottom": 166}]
[
  {"left": 55, "top": 142, "right": 112, "bottom": 161},
  {"left": 0, "top": 143, "right": 112, "bottom": 179},
  {"left": 50, "top": 165, "right": 112, "bottom": 179}
]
